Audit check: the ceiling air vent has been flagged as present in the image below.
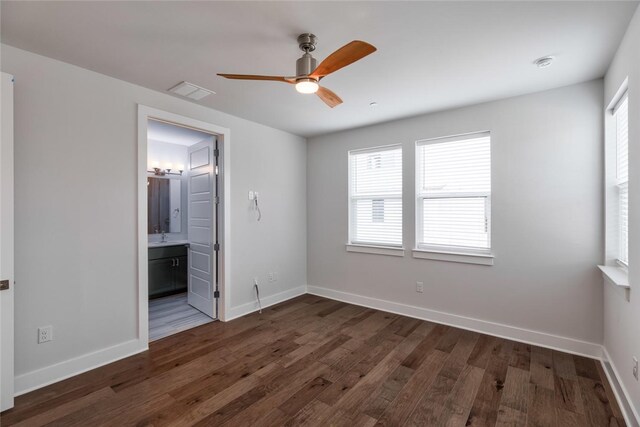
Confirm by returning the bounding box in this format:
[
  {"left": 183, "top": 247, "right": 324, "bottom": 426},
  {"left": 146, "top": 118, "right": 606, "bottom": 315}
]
[{"left": 168, "top": 81, "right": 215, "bottom": 100}]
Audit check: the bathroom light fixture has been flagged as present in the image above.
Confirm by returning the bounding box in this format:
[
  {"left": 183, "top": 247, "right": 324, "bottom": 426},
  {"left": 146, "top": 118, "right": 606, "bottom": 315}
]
[{"left": 148, "top": 162, "right": 184, "bottom": 176}]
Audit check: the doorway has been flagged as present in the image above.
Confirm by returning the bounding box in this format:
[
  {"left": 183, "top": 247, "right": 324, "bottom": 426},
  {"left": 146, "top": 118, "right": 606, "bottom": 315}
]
[{"left": 137, "top": 106, "right": 230, "bottom": 344}]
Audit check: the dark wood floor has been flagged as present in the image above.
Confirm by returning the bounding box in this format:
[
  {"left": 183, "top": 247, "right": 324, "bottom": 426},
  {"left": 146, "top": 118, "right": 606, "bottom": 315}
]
[{"left": 1, "top": 295, "right": 625, "bottom": 426}]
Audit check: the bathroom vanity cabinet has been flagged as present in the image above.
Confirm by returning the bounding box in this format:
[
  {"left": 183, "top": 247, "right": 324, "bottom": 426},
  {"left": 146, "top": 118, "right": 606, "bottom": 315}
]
[{"left": 148, "top": 244, "right": 188, "bottom": 299}]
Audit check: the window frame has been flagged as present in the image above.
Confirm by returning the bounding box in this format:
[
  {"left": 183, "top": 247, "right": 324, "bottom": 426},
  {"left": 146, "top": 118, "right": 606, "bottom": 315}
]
[
  {"left": 347, "top": 144, "right": 403, "bottom": 248},
  {"left": 613, "top": 90, "right": 629, "bottom": 268},
  {"left": 415, "top": 132, "right": 492, "bottom": 256}
]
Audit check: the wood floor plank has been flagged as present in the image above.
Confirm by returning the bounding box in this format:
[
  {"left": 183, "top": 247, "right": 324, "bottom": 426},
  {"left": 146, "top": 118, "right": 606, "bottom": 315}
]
[
  {"left": 0, "top": 296, "right": 626, "bottom": 427},
  {"left": 466, "top": 339, "right": 513, "bottom": 427},
  {"left": 496, "top": 404, "right": 527, "bottom": 426},
  {"left": 500, "top": 366, "right": 530, "bottom": 413},
  {"left": 527, "top": 383, "right": 556, "bottom": 427},
  {"left": 530, "top": 346, "right": 554, "bottom": 390},
  {"left": 552, "top": 351, "right": 577, "bottom": 380},
  {"left": 510, "top": 341, "right": 532, "bottom": 371},
  {"left": 554, "top": 375, "right": 584, "bottom": 415},
  {"left": 408, "top": 364, "right": 484, "bottom": 426},
  {"left": 401, "top": 324, "right": 448, "bottom": 369},
  {"left": 467, "top": 334, "right": 496, "bottom": 370},
  {"left": 11, "top": 387, "right": 115, "bottom": 427},
  {"left": 595, "top": 361, "right": 625, "bottom": 421},
  {"left": 573, "top": 356, "right": 601, "bottom": 381},
  {"left": 578, "top": 376, "right": 624, "bottom": 427},
  {"left": 375, "top": 350, "right": 449, "bottom": 426}
]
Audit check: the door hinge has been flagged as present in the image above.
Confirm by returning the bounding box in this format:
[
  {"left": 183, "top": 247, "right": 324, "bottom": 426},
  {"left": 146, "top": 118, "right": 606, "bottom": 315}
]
[
  {"left": 214, "top": 290, "right": 220, "bottom": 298},
  {"left": 0, "top": 280, "right": 9, "bottom": 291},
  {"left": 214, "top": 242, "right": 220, "bottom": 251},
  {"left": 214, "top": 196, "right": 220, "bottom": 204},
  {"left": 213, "top": 148, "right": 220, "bottom": 158}
]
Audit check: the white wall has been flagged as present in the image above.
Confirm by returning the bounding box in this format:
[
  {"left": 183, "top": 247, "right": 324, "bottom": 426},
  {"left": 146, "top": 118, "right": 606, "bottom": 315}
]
[
  {"left": 308, "top": 80, "right": 604, "bottom": 353},
  {"left": 1, "top": 44, "right": 307, "bottom": 389},
  {"left": 603, "top": 6, "right": 640, "bottom": 420}
]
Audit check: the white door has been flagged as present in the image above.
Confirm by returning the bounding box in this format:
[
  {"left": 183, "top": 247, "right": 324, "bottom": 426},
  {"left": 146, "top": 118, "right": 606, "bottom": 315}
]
[
  {"left": 0, "top": 72, "right": 15, "bottom": 411},
  {"left": 187, "top": 138, "right": 217, "bottom": 318}
]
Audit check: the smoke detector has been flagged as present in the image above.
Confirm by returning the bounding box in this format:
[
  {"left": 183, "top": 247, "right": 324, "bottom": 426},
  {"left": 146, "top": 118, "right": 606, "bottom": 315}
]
[
  {"left": 168, "top": 81, "right": 215, "bottom": 100},
  {"left": 534, "top": 56, "right": 555, "bottom": 69}
]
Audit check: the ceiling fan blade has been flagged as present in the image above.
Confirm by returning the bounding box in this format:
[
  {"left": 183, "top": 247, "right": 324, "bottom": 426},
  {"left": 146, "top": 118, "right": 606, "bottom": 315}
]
[
  {"left": 317, "top": 86, "right": 343, "bottom": 108},
  {"left": 218, "top": 74, "right": 295, "bottom": 83},
  {"left": 309, "top": 41, "right": 376, "bottom": 79}
]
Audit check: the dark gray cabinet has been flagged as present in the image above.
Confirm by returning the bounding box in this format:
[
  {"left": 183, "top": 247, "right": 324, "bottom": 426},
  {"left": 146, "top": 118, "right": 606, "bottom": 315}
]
[{"left": 148, "top": 245, "right": 188, "bottom": 299}]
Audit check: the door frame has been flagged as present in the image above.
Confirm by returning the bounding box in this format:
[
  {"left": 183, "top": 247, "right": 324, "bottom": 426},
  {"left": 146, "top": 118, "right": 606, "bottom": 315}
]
[
  {"left": 0, "top": 72, "right": 15, "bottom": 411},
  {"left": 137, "top": 105, "right": 231, "bottom": 346}
]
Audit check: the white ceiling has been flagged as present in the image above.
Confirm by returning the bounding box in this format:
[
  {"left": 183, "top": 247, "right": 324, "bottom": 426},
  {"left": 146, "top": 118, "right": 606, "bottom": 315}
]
[
  {"left": 148, "top": 119, "right": 212, "bottom": 147},
  {"left": 1, "top": 1, "right": 637, "bottom": 137}
]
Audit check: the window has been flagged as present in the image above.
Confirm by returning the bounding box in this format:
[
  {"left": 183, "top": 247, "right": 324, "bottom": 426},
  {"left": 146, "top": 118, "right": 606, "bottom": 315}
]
[
  {"left": 416, "top": 132, "right": 491, "bottom": 254},
  {"left": 614, "top": 92, "right": 629, "bottom": 266},
  {"left": 349, "top": 146, "right": 402, "bottom": 247}
]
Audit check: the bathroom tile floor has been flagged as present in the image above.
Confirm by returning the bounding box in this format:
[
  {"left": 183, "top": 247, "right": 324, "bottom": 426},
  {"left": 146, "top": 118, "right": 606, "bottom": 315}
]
[{"left": 149, "top": 292, "right": 214, "bottom": 341}]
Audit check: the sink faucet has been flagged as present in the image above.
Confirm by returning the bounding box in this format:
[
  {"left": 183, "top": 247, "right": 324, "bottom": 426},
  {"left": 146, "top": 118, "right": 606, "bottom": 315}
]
[{"left": 161, "top": 231, "right": 167, "bottom": 243}]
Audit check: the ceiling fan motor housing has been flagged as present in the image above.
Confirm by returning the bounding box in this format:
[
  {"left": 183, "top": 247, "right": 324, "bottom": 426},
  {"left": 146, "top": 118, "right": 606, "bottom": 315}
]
[{"left": 296, "top": 53, "right": 317, "bottom": 79}]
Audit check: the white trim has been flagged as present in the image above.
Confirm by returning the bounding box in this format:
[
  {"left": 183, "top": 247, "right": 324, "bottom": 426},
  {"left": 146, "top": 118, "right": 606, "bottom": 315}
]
[
  {"left": 0, "top": 73, "right": 15, "bottom": 412},
  {"left": 14, "top": 339, "right": 145, "bottom": 397},
  {"left": 307, "top": 285, "right": 602, "bottom": 358},
  {"left": 346, "top": 244, "right": 405, "bottom": 257},
  {"left": 607, "top": 77, "right": 628, "bottom": 112},
  {"left": 137, "top": 105, "right": 232, "bottom": 334},
  {"left": 412, "top": 249, "right": 494, "bottom": 265},
  {"left": 416, "top": 130, "right": 491, "bottom": 146},
  {"left": 225, "top": 286, "right": 307, "bottom": 321},
  {"left": 601, "top": 347, "right": 640, "bottom": 427},
  {"left": 598, "top": 265, "right": 630, "bottom": 302},
  {"left": 348, "top": 143, "right": 402, "bottom": 155}
]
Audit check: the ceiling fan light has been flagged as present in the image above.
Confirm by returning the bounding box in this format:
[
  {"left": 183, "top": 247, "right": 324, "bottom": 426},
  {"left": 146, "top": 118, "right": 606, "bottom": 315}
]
[{"left": 295, "top": 79, "right": 319, "bottom": 94}]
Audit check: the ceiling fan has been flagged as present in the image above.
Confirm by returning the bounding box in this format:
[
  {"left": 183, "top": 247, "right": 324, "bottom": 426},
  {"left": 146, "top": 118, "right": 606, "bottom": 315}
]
[{"left": 218, "top": 33, "right": 376, "bottom": 108}]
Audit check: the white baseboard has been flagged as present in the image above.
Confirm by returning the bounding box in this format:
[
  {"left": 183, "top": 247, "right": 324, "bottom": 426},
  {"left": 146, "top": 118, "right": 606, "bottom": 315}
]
[
  {"left": 224, "top": 285, "right": 307, "bottom": 321},
  {"left": 307, "top": 285, "right": 602, "bottom": 359},
  {"left": 601, "top": 347, "right": 640, "bottom": 427},
  {"left": 14, "top": 339, "right": 146, "bottom": 397}
]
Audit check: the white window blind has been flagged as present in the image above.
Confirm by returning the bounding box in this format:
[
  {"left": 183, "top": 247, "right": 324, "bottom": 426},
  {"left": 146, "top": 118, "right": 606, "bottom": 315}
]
[
  {"left": 614, "top": 93, "right": 628, "bottom": 265},
  {"left": 416, "top": 132, "right": 491, "bottom": 253},
  {"left": 349, "top": 146, "right": 402, "bottom": 247}
]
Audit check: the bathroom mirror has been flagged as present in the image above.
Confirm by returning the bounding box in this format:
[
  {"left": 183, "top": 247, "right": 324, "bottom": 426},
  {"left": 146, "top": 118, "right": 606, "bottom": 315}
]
[{"left": 148, "top": 177, "right": 181, "bottom": 234}]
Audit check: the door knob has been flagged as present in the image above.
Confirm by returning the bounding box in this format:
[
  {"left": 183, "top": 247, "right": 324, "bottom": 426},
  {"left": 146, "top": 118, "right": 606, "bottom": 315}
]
[{"left": 0, "top": 280, "right": 9, "bottom": 291}]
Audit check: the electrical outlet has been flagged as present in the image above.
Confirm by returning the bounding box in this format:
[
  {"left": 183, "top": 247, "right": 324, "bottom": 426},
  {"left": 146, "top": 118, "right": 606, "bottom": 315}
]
[
  {"left": 416, "top": 281, "right": 424, "bottom": 293},
  {"left": 248, "top": 190, "right": 255, "bottom": 201},
  {"left": 633, "top": 356, "right": 638, "bottom": 381},
  {"left": 38, "top": 326, "right": 53, "bottom": 344},
  {"left": 267, "top": 272, "right": 274, "bottom": 282}
]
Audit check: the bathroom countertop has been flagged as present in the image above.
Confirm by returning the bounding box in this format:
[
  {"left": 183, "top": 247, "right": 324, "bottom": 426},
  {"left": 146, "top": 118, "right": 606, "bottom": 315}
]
[{"left": 148, "top": 240, "right": 190, "bottom": 248}]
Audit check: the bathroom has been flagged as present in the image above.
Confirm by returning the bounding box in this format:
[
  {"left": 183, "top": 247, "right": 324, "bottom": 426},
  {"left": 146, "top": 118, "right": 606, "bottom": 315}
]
[{"left": 146, "top": 118, "right": 219, "bottom": 341}]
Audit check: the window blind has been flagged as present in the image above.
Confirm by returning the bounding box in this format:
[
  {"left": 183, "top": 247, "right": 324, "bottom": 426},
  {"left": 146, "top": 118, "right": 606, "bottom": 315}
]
[
  {"left": 615, "top": 94, "right": 628, "bottom": 265},
  {"left": 416, "top": 133, "right": 491, "bottom": 252},
  {"left": 349, "top": 146, "right": 402, "bottom": 246}
]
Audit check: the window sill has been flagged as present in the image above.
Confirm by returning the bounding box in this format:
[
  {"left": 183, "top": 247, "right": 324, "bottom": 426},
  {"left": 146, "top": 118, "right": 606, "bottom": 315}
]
[
  {"left": 346, "top": 244, "right": 405, "bottom": 257},
  {"left": 598, "top": 265, "right": 630, "bottom": 302},
  {"left": 412, "top": 249, "right": 494, "bottom": 266}
]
